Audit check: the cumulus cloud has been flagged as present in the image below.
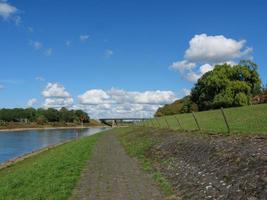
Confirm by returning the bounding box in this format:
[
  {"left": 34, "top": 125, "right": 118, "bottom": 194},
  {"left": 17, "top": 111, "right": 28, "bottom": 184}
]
[
  {"left": 42, "top": 83, "right": 73, "bottom": 109},
  {"left": 27, "top": 98, "right": 37, "bottom": 107},
  {"left": 40, "top": 83, "right": 178, "bottom": 118},
  {"left": 185, "top": 34, "right": 252, "bottom": 63},
  {"left": 80, "top": 35, "right": 89, "bottom": 42},
  {"left": 43, "top": 98, "right": 73, "bottom": 109},
  {"left": 42, "top": 83, "right": 71, "bottom": 98},
  {"left": 78, "top": 89, "right": 110, "bottom": 105},
  {"left": 171, "top": 34, "right": 253, "bottom": 82},
  {"left": 77, "top": 88, "right": 177, "bottom": 118},
  {"left": 0, "top": 1, "right": 17, "bottom": 19}
]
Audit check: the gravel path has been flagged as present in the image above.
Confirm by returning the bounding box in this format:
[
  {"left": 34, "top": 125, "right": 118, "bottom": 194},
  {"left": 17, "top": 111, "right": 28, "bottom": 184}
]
[{"left": 71, "top": 133, "right": 164, "bottom": 200}]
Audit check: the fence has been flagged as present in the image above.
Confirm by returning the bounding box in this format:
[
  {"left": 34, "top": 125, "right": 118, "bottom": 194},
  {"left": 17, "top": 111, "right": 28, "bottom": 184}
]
[{"left": 134, "top": 103, "right": 267, "bottom": 134}]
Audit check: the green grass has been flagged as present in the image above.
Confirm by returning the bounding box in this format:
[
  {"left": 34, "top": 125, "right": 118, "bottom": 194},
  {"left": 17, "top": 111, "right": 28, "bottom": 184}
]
[
  {"left": 144, "top": 103, "right": 267, "bottom": 134},
  {"left": 0, "top": 132, "right": 105, "bottom": 200},
  {"left": 115, "top": 127, "right": 173, "bottom": 196}
]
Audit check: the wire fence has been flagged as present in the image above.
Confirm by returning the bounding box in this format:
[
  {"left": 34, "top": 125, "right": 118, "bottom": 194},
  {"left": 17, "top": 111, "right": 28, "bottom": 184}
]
[{"left": 134, "top": 104, "right": 267, "bottom": 134}]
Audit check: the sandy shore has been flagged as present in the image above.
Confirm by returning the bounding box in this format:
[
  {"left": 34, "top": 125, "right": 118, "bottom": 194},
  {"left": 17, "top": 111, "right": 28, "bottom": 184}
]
[{"left": 0, "top": 126, "right": 108, "bottom": 132}]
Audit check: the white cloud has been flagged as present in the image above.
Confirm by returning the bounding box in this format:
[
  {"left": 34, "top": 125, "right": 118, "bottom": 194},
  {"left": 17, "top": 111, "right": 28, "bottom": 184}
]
[
  {"left": 170, "top": 60, "right": 196, "bottom": 73},
  {"left": 0, "top": 1, "right": 17, "bottom": 19},
  {"left": 0, "top": 84, "right": 4, "bottom": 89},
  {"left": 80, "top": 35, "right": 89, "bottom": 42},
  {"left": 78, "top": 88, "right": 177, "bottom": 118},
  {"left": 27, "top": 98, "right": 37, "bottom": 107},
  {"left": 104, "top": 49, "right": 114, "bottom": 58},
  {"left": 78, "top": 89, "right": 110, "bottom": 105},
  {"left": 42, "top": 83, "right": 71, "bottom": 98},
  {"left": 43, "top": 97, "right": 73, "bottom": 109},
  {"left": 182, "top": 88, "right": 191, "bottom": 96},
  {"left": 42, "top": 83, "right": 73, "bottom": 109},
  {"left": 45, "top": 48, "right": 53, "bottom": 56},
  {"left": 171, "top": 34, "right": 253, "bottom": 82},
  {"left": 185, "top": 34, "right": 252, "bottom": 63}
]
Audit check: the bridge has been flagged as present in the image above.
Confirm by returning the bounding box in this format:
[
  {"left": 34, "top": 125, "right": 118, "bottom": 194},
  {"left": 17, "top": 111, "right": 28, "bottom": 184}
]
[{"left": 99, "top": 118, "right": 149, "bottom": 127}]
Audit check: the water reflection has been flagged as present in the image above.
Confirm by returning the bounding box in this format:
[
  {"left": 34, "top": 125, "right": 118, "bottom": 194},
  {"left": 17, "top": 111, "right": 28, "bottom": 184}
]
[{"left": 0, "top": 127, "right": 107, "bottom": 164}]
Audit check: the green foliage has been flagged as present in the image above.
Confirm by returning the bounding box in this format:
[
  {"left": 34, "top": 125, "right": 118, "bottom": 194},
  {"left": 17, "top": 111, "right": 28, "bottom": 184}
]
[
  {"left": 0, "top": 107, "right": 90, "bottom": 124},
  {"left": 155, "top": 96, "right": 198, "bottom": 117},
  {"left": 191, "top": 61, "right": 261, "bottom": 110},
  {"left": 0, "top": 132, "right": 104, "bottom": 200}
]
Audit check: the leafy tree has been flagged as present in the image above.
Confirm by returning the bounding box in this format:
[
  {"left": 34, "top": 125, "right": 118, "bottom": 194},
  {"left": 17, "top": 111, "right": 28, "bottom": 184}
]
[
  {"left": 191, "top": 61, "right": 261, "bottom": 110},
  {"left": 154, "top": 96, "right": 198, "bottom": 117}
]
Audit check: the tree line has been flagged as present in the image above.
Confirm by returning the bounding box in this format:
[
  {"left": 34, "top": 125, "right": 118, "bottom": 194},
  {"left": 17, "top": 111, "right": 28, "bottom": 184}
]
[
  {"left": 155, "top": 60, "right": 266, "bottom": 117},
  {"left": 0, "top": 107, "right": 90, "bottom": 124}
]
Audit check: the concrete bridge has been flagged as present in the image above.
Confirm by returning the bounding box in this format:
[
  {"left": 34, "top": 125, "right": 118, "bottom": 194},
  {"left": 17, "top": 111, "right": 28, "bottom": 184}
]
[{"left": 99, "top": 118, "right": 148, "bottom": 127}]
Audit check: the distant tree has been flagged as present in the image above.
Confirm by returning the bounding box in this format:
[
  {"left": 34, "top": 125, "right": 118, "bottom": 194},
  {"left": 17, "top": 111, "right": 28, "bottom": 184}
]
[
  {"left": 59, "top": 107, "right": 76, "bottom": 122},
  {"left": 43, "top": 108, "right": 59, "bottom": 122},
  {"left": 191, "top": 61, "right": 261, "bottom": 110},
  {"left": 75, "top": 110, "right": 90, "bottom": 123},
  {"left": 154, "top": 96, "right": 198, "bottom": 117}
]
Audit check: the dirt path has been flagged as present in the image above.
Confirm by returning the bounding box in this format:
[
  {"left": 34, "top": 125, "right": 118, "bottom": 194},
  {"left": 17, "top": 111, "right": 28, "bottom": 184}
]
[{"left": 71, "top": 133, "right": 164, "bottom": 200}]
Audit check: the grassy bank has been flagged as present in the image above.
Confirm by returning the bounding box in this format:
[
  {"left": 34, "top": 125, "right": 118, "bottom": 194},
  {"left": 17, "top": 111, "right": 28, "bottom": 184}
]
[
  {"left": 0, "top": 132, "right": 105, "bottom": 200},
  {"left": 115, "top": 127, "right": 173, "bottom": 196},
  {"left": 144, "top": 103, "right": 267, "bottom": 134}
]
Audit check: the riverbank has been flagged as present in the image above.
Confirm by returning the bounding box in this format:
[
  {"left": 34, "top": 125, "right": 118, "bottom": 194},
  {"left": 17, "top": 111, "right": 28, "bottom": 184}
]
[
  {"left": 0, "top": 120, "right": 104, "bottom": 131},
  {"left": 0, "top": 125, "right": 108, "bottom": 132},
  {"left": 0, "top": 131, "right": 105, "bottom": 200}
]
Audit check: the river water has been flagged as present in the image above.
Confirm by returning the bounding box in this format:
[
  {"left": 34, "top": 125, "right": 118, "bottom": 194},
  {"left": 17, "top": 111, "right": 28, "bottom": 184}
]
[{"left": 0, "top": 127, "right": 107, "bottom": 164}]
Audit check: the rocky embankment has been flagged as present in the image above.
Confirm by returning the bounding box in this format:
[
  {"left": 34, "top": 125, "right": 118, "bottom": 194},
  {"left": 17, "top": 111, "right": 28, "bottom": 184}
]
[{"left": 146, "top": 130, "right": 267, "bottom": 200}]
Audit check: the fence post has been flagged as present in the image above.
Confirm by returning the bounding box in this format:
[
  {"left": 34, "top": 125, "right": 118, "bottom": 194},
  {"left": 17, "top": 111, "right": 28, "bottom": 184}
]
[
  {"left": 152, "top": 119, "right": 157, "bottom": 128},
  {"left": 220, "top": 107, "right": 230, "bottom": 133},
  {"left": 151, "top": 119, "right": 155, "bottom": 127},
  {"left": 192, "top": 112, "right": 201, "bottom": 131},
  {"left": 175, "top": 116, "right": 183, "bottom": 130},
  {"left": 165, "top": 118, "right": 170, "bottom": 129},
  {"left": 156, "top": 118, "right": 161, "bottom": 128}
]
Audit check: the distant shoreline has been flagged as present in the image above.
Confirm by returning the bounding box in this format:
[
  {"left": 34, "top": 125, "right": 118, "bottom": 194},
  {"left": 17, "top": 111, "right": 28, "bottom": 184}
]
[{"left": 0, "top": 126, "right": 108, "bottom": 132}]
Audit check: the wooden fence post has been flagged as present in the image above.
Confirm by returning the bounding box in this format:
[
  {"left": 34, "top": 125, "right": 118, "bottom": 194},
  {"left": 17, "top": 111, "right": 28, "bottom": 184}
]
[
  {"left": 175, "top": 116, "right": 183, "bottom": 130},
  {"left": 192, "top": 112, "right": 201, "bottom": 131},
  {"left": 165, "top": 118, "right": 170, "bottom": 129},
  {"left": 156, "top": 118, "right": 161, "bottom": 128},
  {"left": 220, "top": 107, "right": 230, "bottom": 133}
]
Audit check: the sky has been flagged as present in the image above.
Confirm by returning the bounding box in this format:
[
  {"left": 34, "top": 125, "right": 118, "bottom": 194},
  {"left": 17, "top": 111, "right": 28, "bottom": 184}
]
[{"left": 0, "top": 0, "right": 267, "bottom": 118}]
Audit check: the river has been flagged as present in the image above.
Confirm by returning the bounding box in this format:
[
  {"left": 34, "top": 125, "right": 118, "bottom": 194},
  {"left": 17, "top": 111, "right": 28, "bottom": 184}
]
[{"left": 0, "top": 127, "right": 107, "bottom": 164}]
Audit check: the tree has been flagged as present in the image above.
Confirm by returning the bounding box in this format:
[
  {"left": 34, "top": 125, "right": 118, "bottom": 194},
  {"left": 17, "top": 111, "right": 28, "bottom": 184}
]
[
  {"left": 191, "top": 61, "right": 261, "bottom": 110},
  {"left": 154, "top": 96, "right": 198, "bottom": 117},
  {"left": 43, "top": 108, "right": 59, "bottom": 122}
]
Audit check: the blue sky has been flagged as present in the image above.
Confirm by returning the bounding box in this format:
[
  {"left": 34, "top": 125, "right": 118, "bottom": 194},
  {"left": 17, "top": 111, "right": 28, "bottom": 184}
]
[{"left": 0, "top": 0, "right": 266, "bottom": 118}]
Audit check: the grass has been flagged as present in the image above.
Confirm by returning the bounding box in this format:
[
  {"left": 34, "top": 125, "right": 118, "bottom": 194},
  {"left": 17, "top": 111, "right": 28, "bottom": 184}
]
[
  {"left": 115, "top": 127, "right": 173, "bottom": 196},
  {"left": 144, "top": 103, "right": 267, "bottom": 134},
  {"left": 0, "top": 132, "right": 104, "bottom": 200}
]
